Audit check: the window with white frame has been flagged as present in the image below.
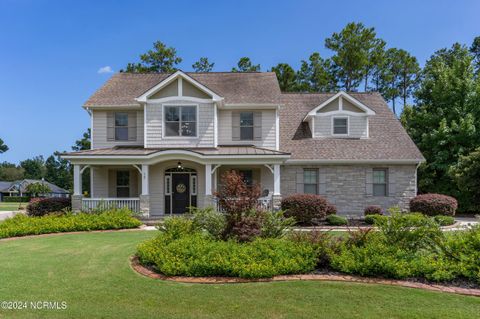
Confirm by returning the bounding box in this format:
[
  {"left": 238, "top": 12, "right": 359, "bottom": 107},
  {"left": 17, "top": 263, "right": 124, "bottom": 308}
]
[
  {"left": 333, "top": 117, "right": 348, "bottom": 135},
  {"left": 115, "top": 112, "right": 129, "bottom": 140},
  {"left": 164, "top": 105, "right": 197, "bottom": 137},
  {"left": 240, "top": 112, "right": 254, "bottom": 140},
  {"left": 303, "top": 169, "right": 318, "bottom": 194},
  {"left": 373, "top": 168, "right": 388, "bottom": 196}
]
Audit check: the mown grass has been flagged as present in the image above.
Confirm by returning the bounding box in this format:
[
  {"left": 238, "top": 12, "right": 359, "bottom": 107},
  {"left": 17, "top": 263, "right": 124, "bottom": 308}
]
[
  {"left": 0, "top": 230, "right": 479, "bottom": 319},
  {"left": 0, "top": 202, "right": 25, "bottom": 211}
]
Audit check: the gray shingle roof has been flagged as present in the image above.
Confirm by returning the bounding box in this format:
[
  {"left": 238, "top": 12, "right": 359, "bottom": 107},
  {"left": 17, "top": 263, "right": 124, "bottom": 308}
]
[
  {"left": 0, "top": 179, "right": 69, "bottom": 194},
  {"left": 84, "top": 72, "right": 282, "bottom": 106},
  {"left": 279, "top": 92, "right": 425, "bottom": 161}
]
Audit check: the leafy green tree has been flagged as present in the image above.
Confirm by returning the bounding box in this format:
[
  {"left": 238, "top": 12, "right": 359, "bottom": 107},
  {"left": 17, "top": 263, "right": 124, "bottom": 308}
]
[
  {"left": 122, "top": 41, "right": 182, "bottom": 73},
  {"left": 296, "top": 53, "right": 337, "bottom": 92},
  {"left": 325, "top": 22, "right": 380, "bottom": 91},
  {"left": 0, "top": 138, "right": 8, "bottom": 153},
  {"left": 379, "top": 48, "right": 420, "bottom": 113},
  {"left": 363, "top": 38, "right": 386, "bottom": 91},
  {"left": 270, "top": 63, "right": 297, "bottom": 92},
  {"left": 232, "top": 57, "right": 260, "bottom": 72},
  {"left": 192, "top": 57, "right": 214, "bottom": 72},
  {"left": 0, "top": 162, "right": 24, "bottom": 181},
  {"left": 450, "top": 148, "right": 480, "bottom": 212},
  {"left": 470, "top": 36, "right": 480, "bottom": 72},
  {"left": 26, "top": 182, "right": 51, "bottom": 197},
  {"left": 401, "top": 42, "right": 480, "bottom": 212},
  {"left": 72, "top": 129, "right": 91, "bottom": 151},
  {"left": 20, "top": 156, "right": 46, "bottom": 180},
  {"left": 45, "top": 154, "right": 72, "bottom": 191}
]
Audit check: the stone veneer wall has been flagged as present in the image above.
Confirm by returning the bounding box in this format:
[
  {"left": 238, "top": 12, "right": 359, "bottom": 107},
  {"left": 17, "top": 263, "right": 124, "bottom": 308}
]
[{"left": 281, "top": 164, "right": 417, "bottom": 215}]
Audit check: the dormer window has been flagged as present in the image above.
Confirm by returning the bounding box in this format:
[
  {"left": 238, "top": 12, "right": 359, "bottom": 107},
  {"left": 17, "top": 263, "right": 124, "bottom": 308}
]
[
  {"left": 332, "top": 117, "right": 348, "bottom": 135},
  {"left": 164, "top": 105, "right": 197, "bottom": 137}
]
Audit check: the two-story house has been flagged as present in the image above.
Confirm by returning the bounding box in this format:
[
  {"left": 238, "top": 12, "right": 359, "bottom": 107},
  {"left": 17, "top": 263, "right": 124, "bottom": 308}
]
[{"left": 62, "top": 71, "right": 424, "bottom": 216}]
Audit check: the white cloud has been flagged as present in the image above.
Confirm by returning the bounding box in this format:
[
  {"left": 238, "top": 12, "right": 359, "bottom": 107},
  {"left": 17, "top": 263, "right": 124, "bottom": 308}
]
[{"left": 97, "top": 66, "right": 114, "bottom": 74}]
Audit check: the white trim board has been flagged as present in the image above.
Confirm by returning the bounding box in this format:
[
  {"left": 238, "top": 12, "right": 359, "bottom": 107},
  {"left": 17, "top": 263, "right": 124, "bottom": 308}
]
[{"left": 135, "top": 70, "right": 223, "bottom": 103}]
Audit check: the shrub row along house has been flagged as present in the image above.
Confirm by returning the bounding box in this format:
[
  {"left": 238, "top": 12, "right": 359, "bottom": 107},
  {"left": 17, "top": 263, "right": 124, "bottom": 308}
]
[{"left": 61, "top": 71, "right": 424, "bottom": 216}]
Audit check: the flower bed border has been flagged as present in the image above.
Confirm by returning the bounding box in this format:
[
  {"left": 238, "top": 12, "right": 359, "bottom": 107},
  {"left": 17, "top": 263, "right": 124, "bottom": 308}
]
[{"left": 130, "top": 256, "right": 480, "bottom": 297}]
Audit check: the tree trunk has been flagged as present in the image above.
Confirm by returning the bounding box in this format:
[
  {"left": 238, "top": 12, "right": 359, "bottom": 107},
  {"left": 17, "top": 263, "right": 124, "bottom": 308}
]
[{"left": 392, "top": 98, "right": 396, "bottom": 114}]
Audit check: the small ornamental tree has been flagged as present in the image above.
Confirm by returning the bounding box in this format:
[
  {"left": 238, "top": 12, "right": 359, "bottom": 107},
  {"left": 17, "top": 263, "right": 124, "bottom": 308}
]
[
  {"left": 214, "top": 170, "right": 261, "bottom": 215},
  {"left": 214, "top": 170, "right": 262, "bottom": 242},
  {"left": 26, "top": 182, "right": 52, "bottom": 197}
]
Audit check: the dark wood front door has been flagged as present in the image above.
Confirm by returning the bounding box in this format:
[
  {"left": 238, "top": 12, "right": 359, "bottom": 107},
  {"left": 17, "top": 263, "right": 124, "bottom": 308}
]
[{"left": 172, "top": 174, "right": 190, "bottom": 214}]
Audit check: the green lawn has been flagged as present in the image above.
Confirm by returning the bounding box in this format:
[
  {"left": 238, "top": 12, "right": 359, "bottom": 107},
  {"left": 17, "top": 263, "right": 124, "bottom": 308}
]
[
  {"left": 0, "top": 202, "right": 25, "bottom": 211},
  {"left": 0, "top": 231, "right": 479, "bottom": 319}
]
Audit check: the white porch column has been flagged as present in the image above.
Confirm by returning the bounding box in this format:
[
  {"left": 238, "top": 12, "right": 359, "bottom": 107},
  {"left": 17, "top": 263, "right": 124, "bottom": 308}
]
[
  {"left": 73, "top": 164, "right": 82, "bottom": 195},
  {"left": 205, "top": 164, "right": 212, "bottom": 195},
  {"left": 273, "top": 164, "right": 281, "bottom": 195},
  {"left": 141, "top": 164, "right": 149, "bottom": 195}
]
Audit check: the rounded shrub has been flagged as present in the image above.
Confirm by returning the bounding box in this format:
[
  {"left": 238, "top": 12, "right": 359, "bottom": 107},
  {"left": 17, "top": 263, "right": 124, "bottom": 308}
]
[
  {"left": 281, "top": 194, "right": 331, "bottom": 225},
  {"left": 326, "top": 204, "right": 337, "bottom": 215},
  {"left": 26, "top": 197, "right": 71, "bottom": 216},
  {"left": 326, "top": 214, "right": 348, "bottom": 226},
  {"left": 364, "top": 205, "right": 383, "bottom": 216},
  {"left": 364, "top": 214, "right": 387, "bottom": 225},
  {"left": 433, "top": 215, "right": 455, "bottom": 226},
  {"left": 410, "top": 193, "right": 458, "bottom": 216}
]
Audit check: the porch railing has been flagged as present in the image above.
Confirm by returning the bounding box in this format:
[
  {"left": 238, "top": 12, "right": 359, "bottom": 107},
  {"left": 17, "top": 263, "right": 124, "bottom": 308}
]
[
  {"left": 82, "top": 198, "right": 140, "bottom": 213},
  {"left": 213, "top": 196, "right": 273, "bottom": 212}
]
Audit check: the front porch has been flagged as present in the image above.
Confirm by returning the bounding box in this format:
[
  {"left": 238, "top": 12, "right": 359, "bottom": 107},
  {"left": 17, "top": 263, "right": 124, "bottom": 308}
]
[{"left": 67, "top": 147, "right": 289, "bottom": 217}]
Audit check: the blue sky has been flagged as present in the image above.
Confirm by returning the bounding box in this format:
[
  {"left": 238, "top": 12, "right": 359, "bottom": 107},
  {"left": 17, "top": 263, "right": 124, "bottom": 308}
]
[{"left": 0, "top": 0, "right": 479, "bottom": 164}]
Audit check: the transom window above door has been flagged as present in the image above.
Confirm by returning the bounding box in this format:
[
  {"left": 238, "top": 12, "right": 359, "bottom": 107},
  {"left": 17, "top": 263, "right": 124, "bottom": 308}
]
[{"left": 164, "top": 105, "right": 197, "bottom": 137}]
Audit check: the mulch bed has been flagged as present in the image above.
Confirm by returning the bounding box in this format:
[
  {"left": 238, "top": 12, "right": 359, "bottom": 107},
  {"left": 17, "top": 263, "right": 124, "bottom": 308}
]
[{"left": 130, "top": 256, "right": 480, "bottom": 297}]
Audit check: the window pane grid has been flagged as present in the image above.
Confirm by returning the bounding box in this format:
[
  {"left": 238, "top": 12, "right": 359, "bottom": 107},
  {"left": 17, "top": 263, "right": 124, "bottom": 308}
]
[
  {"left": 373, "top": 169, "right": 388, "bottom": 196},
  {"left": 240, "top": 112, "right": 254, "bottom": 141},
  {"left": 164, "top": 106, "right": 197, "bottom": 137},
  {"left": 333, "top": 118, "right": 348, "bottom": 135},
  {"left": 115, "top": 113, "right": 128, "bottom": 141},
  {"left": 303, "top": 169, "right": 318, "bottom": 194}
]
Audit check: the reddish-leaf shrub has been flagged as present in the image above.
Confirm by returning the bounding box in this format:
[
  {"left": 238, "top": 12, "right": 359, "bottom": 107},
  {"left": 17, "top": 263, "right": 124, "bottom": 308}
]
[
  {"left": 326, "top": 204, "right": 337, "bottom": 215},
  {"left": 228, "top": 212, "right": 264, "bottom": 242},
  {"left": 215, "top": 170, "right": 261, "bottom": 214},
  {"left": 26, "top": 197, "right": 71, "bottom": 217},
  {"left": 409, "top": 194, "right": 458, "bottom": 216},
  {"left": 281, "top": 194, "right": 332, "bottom": 225},
  {"left": 364, "top": 205, "right": 383, "bottom": 216}
]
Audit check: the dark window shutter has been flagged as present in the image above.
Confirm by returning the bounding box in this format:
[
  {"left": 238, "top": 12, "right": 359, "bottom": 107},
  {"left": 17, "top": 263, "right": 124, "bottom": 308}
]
[
  {"left": 232, "top": 111, "right": 240, "bottom": 141},
  {"left": 107, "top": 112, "right": 115, "bottom": 141},
  {"left": 253, "top": 112, "right": 262, "bottom": 140},
  {"left": 128, "top": 111, "right": 137, "bottom": 141}
]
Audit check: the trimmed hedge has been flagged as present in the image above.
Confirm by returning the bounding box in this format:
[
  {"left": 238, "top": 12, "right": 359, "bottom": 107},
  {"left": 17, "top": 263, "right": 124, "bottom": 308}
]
[
  {"left": 364, "top": 205, "right": 383, "bottom": 216},
  {"left": 3, "top": 196, "right": 30, "bottom": 203},
  {"left": 410, "top": 193, "right": 458, "bottom": 216},
  {"left": 433, "top": 215, "right": 455, "bottom": 226},
  {"left": 0, "top": 209, "right": 141, "bottom": 239},
  {"left": 27, "top": 197, "right": 71, "bottom": 216},
  {"left": 281, "top": 194, "right": 334, "bottom": 225},
  {"left": 326, "top": 215, "right": 348, "bottom": 226},
  {"left": 137, "top": 233, "right": 317, "bottom": 278}
]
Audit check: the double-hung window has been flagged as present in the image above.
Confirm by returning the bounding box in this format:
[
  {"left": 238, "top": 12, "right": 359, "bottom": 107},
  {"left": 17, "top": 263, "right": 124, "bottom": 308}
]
[
  {"left": 164, "top": 105, "right": 197, "bottom": 137},
  {"left": 303, "top": 169, "right": 318, "bottom": 194},
  {"left": 333, "top": 117, "right": 348, "bottom": 135},
  {"left": 240, "top": 112, "right": 254, "bottom": 140},
  {"left": 116, "top": 171, "right": 130, "bottom": 198},
  {"left": 115, "top": 113, "right": 129, "bottom": 141},
  {"left": 373, "top": 168, "right": 388, "bottom": 196},
  {"left": 239, "top": 170, "right": 253, "bottom": 187}
]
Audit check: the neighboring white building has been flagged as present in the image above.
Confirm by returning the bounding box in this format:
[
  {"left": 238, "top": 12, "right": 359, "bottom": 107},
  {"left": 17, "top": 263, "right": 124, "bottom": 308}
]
[{"left": 62, "top": 71, "right": 424, "bottom": 216}]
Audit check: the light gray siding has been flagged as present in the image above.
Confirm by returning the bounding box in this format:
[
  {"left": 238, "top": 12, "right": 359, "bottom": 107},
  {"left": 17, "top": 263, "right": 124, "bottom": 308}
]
[
  {"left": 314, "top": 115, "right": 368, "bottom": 139},
  {"left": 145, "top": 101, "right": 214, "bottom": 148},
  {"left": 281, "top": 164, "right": 417, "bottom": 215},
  {"left": 218, "top": 109, "right": 276, "bottom": 149},
  {"left": 92, "top": 110, "right": 144, "bottom": 148}
]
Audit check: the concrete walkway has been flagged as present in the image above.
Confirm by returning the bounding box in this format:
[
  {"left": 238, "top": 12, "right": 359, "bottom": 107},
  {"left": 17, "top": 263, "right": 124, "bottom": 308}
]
[{"left": 0, "top": 211, "right": 21, "bottom": 221}]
